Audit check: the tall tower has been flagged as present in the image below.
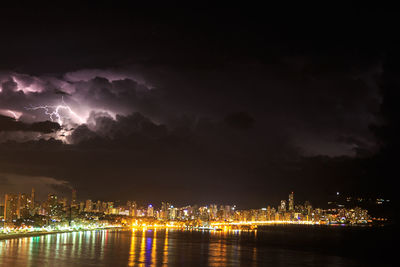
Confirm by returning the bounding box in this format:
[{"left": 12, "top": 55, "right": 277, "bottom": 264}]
[
  {"left": 288, "top": 192, "right": 294, "bottom": 211},
  {"left": 71, "top": 189, "right": 77, "bottom": 207}
]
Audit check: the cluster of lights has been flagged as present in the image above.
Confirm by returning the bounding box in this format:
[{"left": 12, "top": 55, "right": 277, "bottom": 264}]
[{"left": 1, "top": 224, "right": 122, "bottom": 235}]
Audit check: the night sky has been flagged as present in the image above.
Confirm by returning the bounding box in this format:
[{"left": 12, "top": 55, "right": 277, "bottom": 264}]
[{"left": 0, "top": 3, "right": 398, "bottom": 207}]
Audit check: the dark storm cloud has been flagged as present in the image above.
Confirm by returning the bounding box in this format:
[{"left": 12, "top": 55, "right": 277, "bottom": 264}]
[
  {"left": 0, "top": 115, "right": 60, "bottom": 133},
  {"left": 136, "top": 61, "right": 382, "bottom": 156}
]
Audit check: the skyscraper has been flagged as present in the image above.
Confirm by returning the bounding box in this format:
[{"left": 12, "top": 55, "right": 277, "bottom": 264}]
[
  {"left": 4, "top": 194, "right": 19, "bottom": 222},
  {"left": 47, "top": 194, "right": 59, "bottom": 218},
  {"left": 127, "top": 201, "right": 137, "bottom": 216},
  {"left": 71, "top": 189, "right": 77, "bottom": 207},
  {"left": 18, "top": 193, "right": 30, "bottom": 219},
  {"left": 147, "top": 204, "right": 154, "bottom": 217},
  {"left": 161, "top": 202, "right": 170, "bottom": 220},
  {"left": 85, "top": 200, "right": 92, "bottom": 212},
  {"left": 280, "top": 200, "right": 287, "bottom": 212},
  {"left": 288, "top": 192, "right": 294, "bottom": 211},
  {"left": 79, "top": 202, "right": 85, "bottom": 213}
]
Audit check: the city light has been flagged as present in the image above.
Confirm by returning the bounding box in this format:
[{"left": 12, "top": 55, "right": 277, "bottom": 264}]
[{"left": 1, "top": 189, "right": 381, "bottom": 239}]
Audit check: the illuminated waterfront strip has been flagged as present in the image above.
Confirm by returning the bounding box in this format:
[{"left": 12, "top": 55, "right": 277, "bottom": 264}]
[
  {"left": 0, "top": 225, "right": 124, "bottom": 240},
  {"left": 210, "top": 220, "right": 317, "bottom": 226}
]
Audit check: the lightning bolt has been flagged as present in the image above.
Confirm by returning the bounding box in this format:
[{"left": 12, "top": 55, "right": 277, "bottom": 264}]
[
  {"left": 26, "top": 97, "right": 85, "bottom": 126},
  {"left": 7, "top": 110, "right": 18, "bottom": 120}
]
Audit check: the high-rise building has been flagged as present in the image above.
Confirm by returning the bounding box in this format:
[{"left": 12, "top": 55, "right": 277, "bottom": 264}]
[
  {"left": 169, "top": 206, "right": 177, "bottom": 220},
  {"left": 161, "top": 202, "right": 170, "bottom": 220},
  {"left": 47, "top": 194, "right": 61, "bottom": 218},
  {"left": 209, "top": 204, "right": 218, "bottom": 220},
  {"left": 127, "top": 201, "right": 137, "bottom": 216},
  {"left": 266, "top": 205, "right": 271, "bottom": 220},
  {"left": 224, "top": 205, "right": 232, "bottom": 220},
  {"left": 147, "top": 204, "right": 154, "bottom": 217},
  {"left": 85, "top": 199, "right": 92, "bottom": 212},
  {"left": 101, "top": 202, "right": 108, "bottom": 213},
  {"left": 60, "top": 197, "right": 68, "bottom": 211},
  {"left": 18, "top": 193, "right": 30, "bottom": 219},
  {"left": 71, "top": 189, "right": 77, "bottom": 207},
  {"left": 79, "top": 202, "right": 85, "bottom": 213},
  {"left": 288, "top": 192, "right": 294, "bottom": 211},
  {"left": 4, "top": 194, "right": 19, "bottom": 222},
  {"left": 280, "top": 200, "right": 287, "bottom": 212},
  {"left": 94, "top": 200, "right": 101, "bottom": 212},
  {"left": 106, "top": 202, "right": 114, "bottom": 214},
  {"left": 0, "top": 204, "right": 4, "bottom": 219},
  {"left": 304, "top": 201, "right": 312, "bottom": 216}
]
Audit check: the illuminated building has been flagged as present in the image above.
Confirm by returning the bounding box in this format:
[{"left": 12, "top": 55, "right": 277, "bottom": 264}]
[
  {"left": 4, "top": 194, "right": 19, "bottom": 222},
  {"left": 47, "top": 194, "right": 63, "bottom": 219},
  {"left": 161, "top": 202, "right": 170, "bottom": 220},
  {"left": 71, "top": 189, "right": 77, "bottom": 207},
  {"left": 79, "top": 202, "right": 85, "bottom": 213},
  {"left": 85, "top": 199, "right": 93, "bottom": 212},
  {"left": 288, "top": 192, "right": 294, "bottom": 211},
  {"left": 147, "top": 204, "right": 154, "bottom": 217},
  {"left": 209, "top": 204, "right": 218, "bottom": 220},
  {"left": 95, "top": 200, "right": 102, "bottom": 212},
  {"left": 107, "top": 202, "right": 114, "bottom": 214},
  {"left": 266, "top": 206, "right": 271, "bottom": 220},
  {"left": 128, "top": 201, "right": 137, "bottom": 216},
  {"left": 304, "top": 201, "right": 312, "bottom": 216},
  {"left": 31, "top": 188, "right": 35, "bottom": 209},
  {"left": 18, "top": 193, "right": 30, "bottom": 218},
  {"left": 169, "top": 206, "right": 177, "bottom": 220},
  {"left": 0, "top": 204, "right": 4, "bottom": 219},
  {"left": 60, "top": 197, "right": 68, "bottom": 211},
  {"left": 101, "top": 202, "right": 108, "bottom": 213},
  {"left": 224, "top": 205, "right": 232, "bottom": 220},
  {"left": 198, "top": 206, "right": 209, "bottom": 221},
  {"left": 280, "top": 200, "right": 286, "bottom": 212}
]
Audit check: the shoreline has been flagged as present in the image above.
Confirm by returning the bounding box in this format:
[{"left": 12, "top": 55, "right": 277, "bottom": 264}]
[{"left": 0, "top": 227, "right": 127, "bottom": 241}]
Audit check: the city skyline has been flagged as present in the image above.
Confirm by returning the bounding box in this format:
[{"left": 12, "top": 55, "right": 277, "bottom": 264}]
[
  {"left": 2, "top": 188, "right": 386, "bottom": 226},
  {"left": 0, "top": 186, "right": 390, "bottom": 210}
]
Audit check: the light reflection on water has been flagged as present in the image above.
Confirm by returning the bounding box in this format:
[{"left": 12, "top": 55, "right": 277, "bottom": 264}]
[{"left": 0, "top": 228, "right": 367, "bottom": 266}]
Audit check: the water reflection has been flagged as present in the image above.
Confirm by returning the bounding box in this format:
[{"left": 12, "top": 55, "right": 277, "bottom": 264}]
[
  {"left": 151, "top": 229, "right": 157, "bottom": 265},
  {"left": 138, "top": 229, "right": 146, "bottom": 264},
  {"left": 0, "top": 228, "right": 363, "bottom": 266},
  {"left": 128, "top": 229, "right": 136, "bottom": 266},
  {"left": 162, "top": 228, "right": 169, "bottom": 265}
]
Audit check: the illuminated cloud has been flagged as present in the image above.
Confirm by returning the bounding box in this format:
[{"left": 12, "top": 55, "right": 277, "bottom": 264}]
[{"left": 0, "top": 70, "right": 153, "bottom": 136}]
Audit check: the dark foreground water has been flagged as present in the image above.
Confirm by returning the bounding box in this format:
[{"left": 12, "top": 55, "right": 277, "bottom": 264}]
[{"left": 0, "top": 226, "right": 395, "bottom": 266}]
